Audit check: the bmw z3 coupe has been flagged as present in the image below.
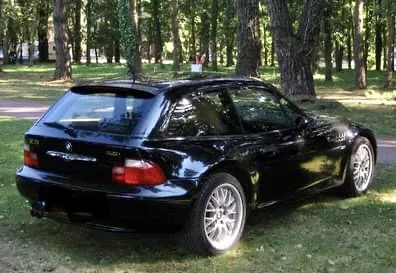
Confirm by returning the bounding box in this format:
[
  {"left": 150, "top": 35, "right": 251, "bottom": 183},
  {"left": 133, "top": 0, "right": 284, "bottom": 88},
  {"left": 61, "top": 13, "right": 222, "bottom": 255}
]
[{"left": 16, "top": 77, "right": 376, "bottom": 255}]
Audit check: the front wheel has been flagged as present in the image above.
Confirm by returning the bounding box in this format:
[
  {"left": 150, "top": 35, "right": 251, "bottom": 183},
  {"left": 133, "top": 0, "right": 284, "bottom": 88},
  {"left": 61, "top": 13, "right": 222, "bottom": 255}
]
[
  {"left": 342, "top": 137, "right": 375, "bottom": 197},
  {"left": 183, "top": 173, "right": 246, "bottom": 256}
]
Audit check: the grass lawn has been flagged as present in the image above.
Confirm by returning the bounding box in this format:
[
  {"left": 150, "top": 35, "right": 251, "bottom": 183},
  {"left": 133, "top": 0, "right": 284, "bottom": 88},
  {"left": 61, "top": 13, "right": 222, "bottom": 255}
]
[
  {"left": 0, "top": 118, "right": 396, "bottom": 273},
  {"left": 0, "top": 63, "right": 395, "bottom": 136}
]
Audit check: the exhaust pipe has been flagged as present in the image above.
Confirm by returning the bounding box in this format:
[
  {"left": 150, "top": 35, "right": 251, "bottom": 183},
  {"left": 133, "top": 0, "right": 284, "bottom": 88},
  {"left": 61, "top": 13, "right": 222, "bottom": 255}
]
[
  {"left": 30, "top": 208, "right": 44, "bottom": 218},
  {"left": 30, "top": 201, "right": 47, "bottom": 218}
]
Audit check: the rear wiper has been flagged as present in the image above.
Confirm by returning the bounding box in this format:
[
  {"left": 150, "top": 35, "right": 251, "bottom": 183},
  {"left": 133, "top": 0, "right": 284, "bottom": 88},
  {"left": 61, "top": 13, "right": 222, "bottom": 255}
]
[{"left": 43, "top": 121, "right": 78, "bottom": 137}]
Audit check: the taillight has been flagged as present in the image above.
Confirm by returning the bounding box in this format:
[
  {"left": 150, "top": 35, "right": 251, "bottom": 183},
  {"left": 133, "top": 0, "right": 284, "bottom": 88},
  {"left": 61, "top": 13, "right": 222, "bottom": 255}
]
[
  {"left": 24, "top": 144, "right": 39, "bottom": 168},
  {"left": 112, "top": 159, "right": 166, "bottom": 185}
]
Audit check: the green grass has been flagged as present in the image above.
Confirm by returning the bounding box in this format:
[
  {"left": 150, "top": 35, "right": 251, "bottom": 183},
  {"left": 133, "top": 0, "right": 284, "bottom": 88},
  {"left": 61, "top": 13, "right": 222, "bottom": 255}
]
[{"left": 0, "top": 118, "right": 396, "bottom": 272}]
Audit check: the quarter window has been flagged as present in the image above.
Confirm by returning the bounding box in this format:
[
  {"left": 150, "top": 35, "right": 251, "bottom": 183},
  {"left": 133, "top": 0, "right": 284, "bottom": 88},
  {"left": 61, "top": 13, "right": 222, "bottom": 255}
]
[
  {"left": 229, "top": 87, "right": 292, "bottom": 133},
  {"left": 166, "top": 90, "right": 240, "bottom": 137}
]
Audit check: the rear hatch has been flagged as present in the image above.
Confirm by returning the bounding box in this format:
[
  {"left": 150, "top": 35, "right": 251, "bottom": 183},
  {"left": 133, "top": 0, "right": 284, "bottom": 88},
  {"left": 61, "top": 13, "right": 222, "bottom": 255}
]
[{"left": 24, "top": 85, "right": 159, "bottom": 185}]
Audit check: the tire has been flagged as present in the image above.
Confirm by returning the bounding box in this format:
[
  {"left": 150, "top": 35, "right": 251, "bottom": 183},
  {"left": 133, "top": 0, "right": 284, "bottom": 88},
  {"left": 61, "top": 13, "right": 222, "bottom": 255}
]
[
  {"left": 183, "top": 172, "right": 247, "bottom": 256},
  {"left": 341, "top": 137, "right": 375, "bottom": 197}
]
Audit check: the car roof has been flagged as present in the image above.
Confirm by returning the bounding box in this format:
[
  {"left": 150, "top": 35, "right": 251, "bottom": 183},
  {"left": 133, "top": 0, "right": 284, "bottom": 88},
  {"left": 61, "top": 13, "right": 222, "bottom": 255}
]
[{"left": 75, "top": 76, "right": 274, "bottom": 96}]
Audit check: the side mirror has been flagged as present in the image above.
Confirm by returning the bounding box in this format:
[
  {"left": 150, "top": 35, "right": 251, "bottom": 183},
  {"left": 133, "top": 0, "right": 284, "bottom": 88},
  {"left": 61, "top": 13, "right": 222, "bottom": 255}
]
[{"left": 295, "top": 116, "right": 310, "bottom": 130}]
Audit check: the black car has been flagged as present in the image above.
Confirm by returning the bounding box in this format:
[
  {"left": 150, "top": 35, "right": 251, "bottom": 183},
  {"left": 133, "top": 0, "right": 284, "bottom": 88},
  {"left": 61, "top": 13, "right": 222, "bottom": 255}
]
[{"left": 16, "top": 77, "right": 376, "bottom": 255}]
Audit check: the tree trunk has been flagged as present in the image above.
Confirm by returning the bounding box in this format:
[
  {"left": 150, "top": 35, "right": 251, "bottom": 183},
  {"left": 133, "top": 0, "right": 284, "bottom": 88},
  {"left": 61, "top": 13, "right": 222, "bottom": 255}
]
[
  {"left": 28, "top": 42, "right": 35, "bottom": 66},
  {"left": 263, "top": 21, "right": 268, "bottom": 66},
  {"left": 114, "top": 39, "right": 121, "bottom": 63},
  {"left": 171, "top": 0, "right": 181, "bottom": 71},
  {"left": 86, "top": 0, "right": 92, "bottom": 65},
  {"left": 136, "top": 0, "right": 142, "bottom": 68},
  {"left": 189, "top": 0, "right": 196, "bottom": 60},
  {"left": 224, "top": 0, "right": 235, "bottom": 67},
  {"left": 348, "top": 17, "right": 353, "bottom": 70},
  {"left": 375, "top": 0, "right": 383, "bottom": 71},
  {"left": 363, "top": 0, "right": 371, "bottom": 72},
  {"left": 384, "top": 13, "right": 394, "bottom": 88},
  {"left": 335, "top": 43, "right": 344, "bottom": 72},
  {"left": 73, "top": 0, "right": 82, "bottom": 63},
  {"left": 105, "top": 44, "right": 114, "bottom": 63},
  {"left": 261, "top": 6, "right": 269, "bottom": 66},
  {"left": 323, "top": 0, "right": 333, "bottom": 81},
  {"left": 353, "top": 0, "right": 367, "bottom": 89},
  {"left": 266, "top": 0, "right": 326, "bottom": 99},
  {"left": 38, "top": 0, "right": 49, "bottom": 62},
  {"left": 383, "top": 24, "right": 387, "bottom": 70},
  {"left": 131, "top": 0, "right": 142, "bottom": 73},
  {"left": 235, "top": 0, "right": 260, "bottom": 77},
  {"left": 53, "top": 0, "right": 72, "bottom": 80},
  {"left": 118, "top": 0, "right": 142, "bottom": 75},
  {"left": 210, "top": 0, "right": 219, "bottom": 70},
  {"left": 0, "top": 0, "right": 3, "bottom": 70},
  {"left": 199, "top": 8, "right": 210, "bottom": 67},
  {"left": 152, "top": 0, "right": 163, "bottom": 63},
  {"left": 270, "top": 40, "right": 275, "bottom": 66}
]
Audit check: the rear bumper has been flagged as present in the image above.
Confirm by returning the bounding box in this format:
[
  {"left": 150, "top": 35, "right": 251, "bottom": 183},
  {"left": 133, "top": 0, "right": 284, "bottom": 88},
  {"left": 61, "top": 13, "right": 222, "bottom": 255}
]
[{"left": 16, "top": 166, "right": 199, "bottom": 231}]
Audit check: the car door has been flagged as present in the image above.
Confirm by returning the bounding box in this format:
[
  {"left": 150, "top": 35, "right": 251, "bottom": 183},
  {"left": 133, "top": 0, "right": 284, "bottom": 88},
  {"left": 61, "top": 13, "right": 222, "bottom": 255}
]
[{"left": 227, "top": 85, "right": 329, "bottom": 203}]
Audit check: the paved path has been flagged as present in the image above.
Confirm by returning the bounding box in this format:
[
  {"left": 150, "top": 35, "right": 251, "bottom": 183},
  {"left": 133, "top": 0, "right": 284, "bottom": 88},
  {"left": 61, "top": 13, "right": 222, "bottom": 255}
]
[
  {"left": 377, "top": 137, "right": 396, "bottom": 165},
  {"left": 0, "top": 100, "right": 48, "bottom": 120},
  {"left": 0, "top": 99, "right": 395, "bottom": 164}
]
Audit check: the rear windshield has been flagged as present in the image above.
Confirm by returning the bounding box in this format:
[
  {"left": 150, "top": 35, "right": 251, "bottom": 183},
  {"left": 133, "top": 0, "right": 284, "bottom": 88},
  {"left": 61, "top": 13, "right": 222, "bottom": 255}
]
[{"left": 41, "top": 88, "right": 154, "bottom": 136}]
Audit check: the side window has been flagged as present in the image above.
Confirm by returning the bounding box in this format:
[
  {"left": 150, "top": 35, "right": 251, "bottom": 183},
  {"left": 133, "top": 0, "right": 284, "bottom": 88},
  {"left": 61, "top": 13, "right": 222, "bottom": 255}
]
[
  {"left": 166, "top": 90, "right": 240, "bottom": 137},
  {"left": 229, "top": 87, "right": 292, "bottom": 133},
  {"left": 279, "top": 97, "right": 304, "bottom": 124}
]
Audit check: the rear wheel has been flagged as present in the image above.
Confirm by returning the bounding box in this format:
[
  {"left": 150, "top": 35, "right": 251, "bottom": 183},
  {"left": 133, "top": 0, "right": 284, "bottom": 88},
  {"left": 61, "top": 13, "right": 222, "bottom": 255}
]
[
  {"left": 183, "top": 173, "right": 246, "bottom": 255},
  {"left": 342, "top": 137, "right": 375, "bottom": 197}
]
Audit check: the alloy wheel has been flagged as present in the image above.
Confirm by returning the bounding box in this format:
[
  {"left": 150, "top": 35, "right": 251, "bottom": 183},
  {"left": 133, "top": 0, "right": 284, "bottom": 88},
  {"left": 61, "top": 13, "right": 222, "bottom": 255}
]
[
  {"left": 204, "top": 183, "right": 244, "bottom": 251},
  {"left": 352, "top": 144, "right": 374, "bottom": 192}
]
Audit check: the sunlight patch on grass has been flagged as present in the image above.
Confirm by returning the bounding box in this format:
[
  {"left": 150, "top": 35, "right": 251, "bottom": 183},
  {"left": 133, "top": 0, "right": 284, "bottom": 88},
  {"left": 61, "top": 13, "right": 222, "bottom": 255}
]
[{"left": 377, "top": 191, "right": 396, "bottom": 203}]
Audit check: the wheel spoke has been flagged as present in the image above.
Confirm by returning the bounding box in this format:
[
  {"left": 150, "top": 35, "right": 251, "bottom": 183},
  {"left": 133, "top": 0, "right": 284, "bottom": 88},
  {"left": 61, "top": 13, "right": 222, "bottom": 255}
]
[{"left": 205, "top": 217, "right": 216, "bottom": 226}]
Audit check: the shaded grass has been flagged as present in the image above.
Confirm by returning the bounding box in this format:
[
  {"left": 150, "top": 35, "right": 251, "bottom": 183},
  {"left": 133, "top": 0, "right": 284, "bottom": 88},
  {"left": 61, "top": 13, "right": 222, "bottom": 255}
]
[{"left": 0, "top": 119, "right": 395, "bottom": 272}]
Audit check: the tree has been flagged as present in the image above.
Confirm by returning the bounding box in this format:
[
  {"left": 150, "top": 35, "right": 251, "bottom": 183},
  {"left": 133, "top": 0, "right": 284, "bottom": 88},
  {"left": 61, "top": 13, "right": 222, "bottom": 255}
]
[
  {"left": 85, "top": 0, "right": 92, "bottom": 64},
  {"left": 53, "top": 0, "right": 72, "bottom": 80},
  {"left": 265, "top": 0, "right": 326, "bottom": 99},
  {"left": 171, "top": 0, "right": 181, "bottom": 71},
  {"left": 323, "top": 0, "right": 333, "bottom": 81},
  {"left": 224, "top": 0, "right": 236, "bottom": 67},
  {"left": 151, "top": 0, "right": 163, "bottom": 63},
  {"left": 117, "top": 0, "right": 141, "bottom": 75},
  {"left": 73, "top": 0, "right": 82, "bottom": 63},
  {"left": 37, "top": 0, "right": 50, "bottom": 62},
  {"left": 235, "top": 0, "right": 261, "bottom": 77},
  {"left": 375, "top": 0, "right": 383, "bottom": 71},
  {"left": 384, "top": 2, "right": 394, "bottom": 88},
  {"left": 210, "top": 0, "right": 219, "bottom": 70},
  {"left": 199, "top": 2, "right": 210, "bottom": 67},
  {"left": 354, "top": 0, "right": 367, "bottom": 89},
  {"left": 0, "top": 0, "right": 3, "bottom": 71}
]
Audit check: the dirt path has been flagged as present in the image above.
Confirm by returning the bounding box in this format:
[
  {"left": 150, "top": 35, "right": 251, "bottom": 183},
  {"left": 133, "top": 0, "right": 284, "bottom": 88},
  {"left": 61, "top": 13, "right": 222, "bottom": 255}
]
[{"left": 0, "top": 99, "right": 395, "bottom": 164}]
